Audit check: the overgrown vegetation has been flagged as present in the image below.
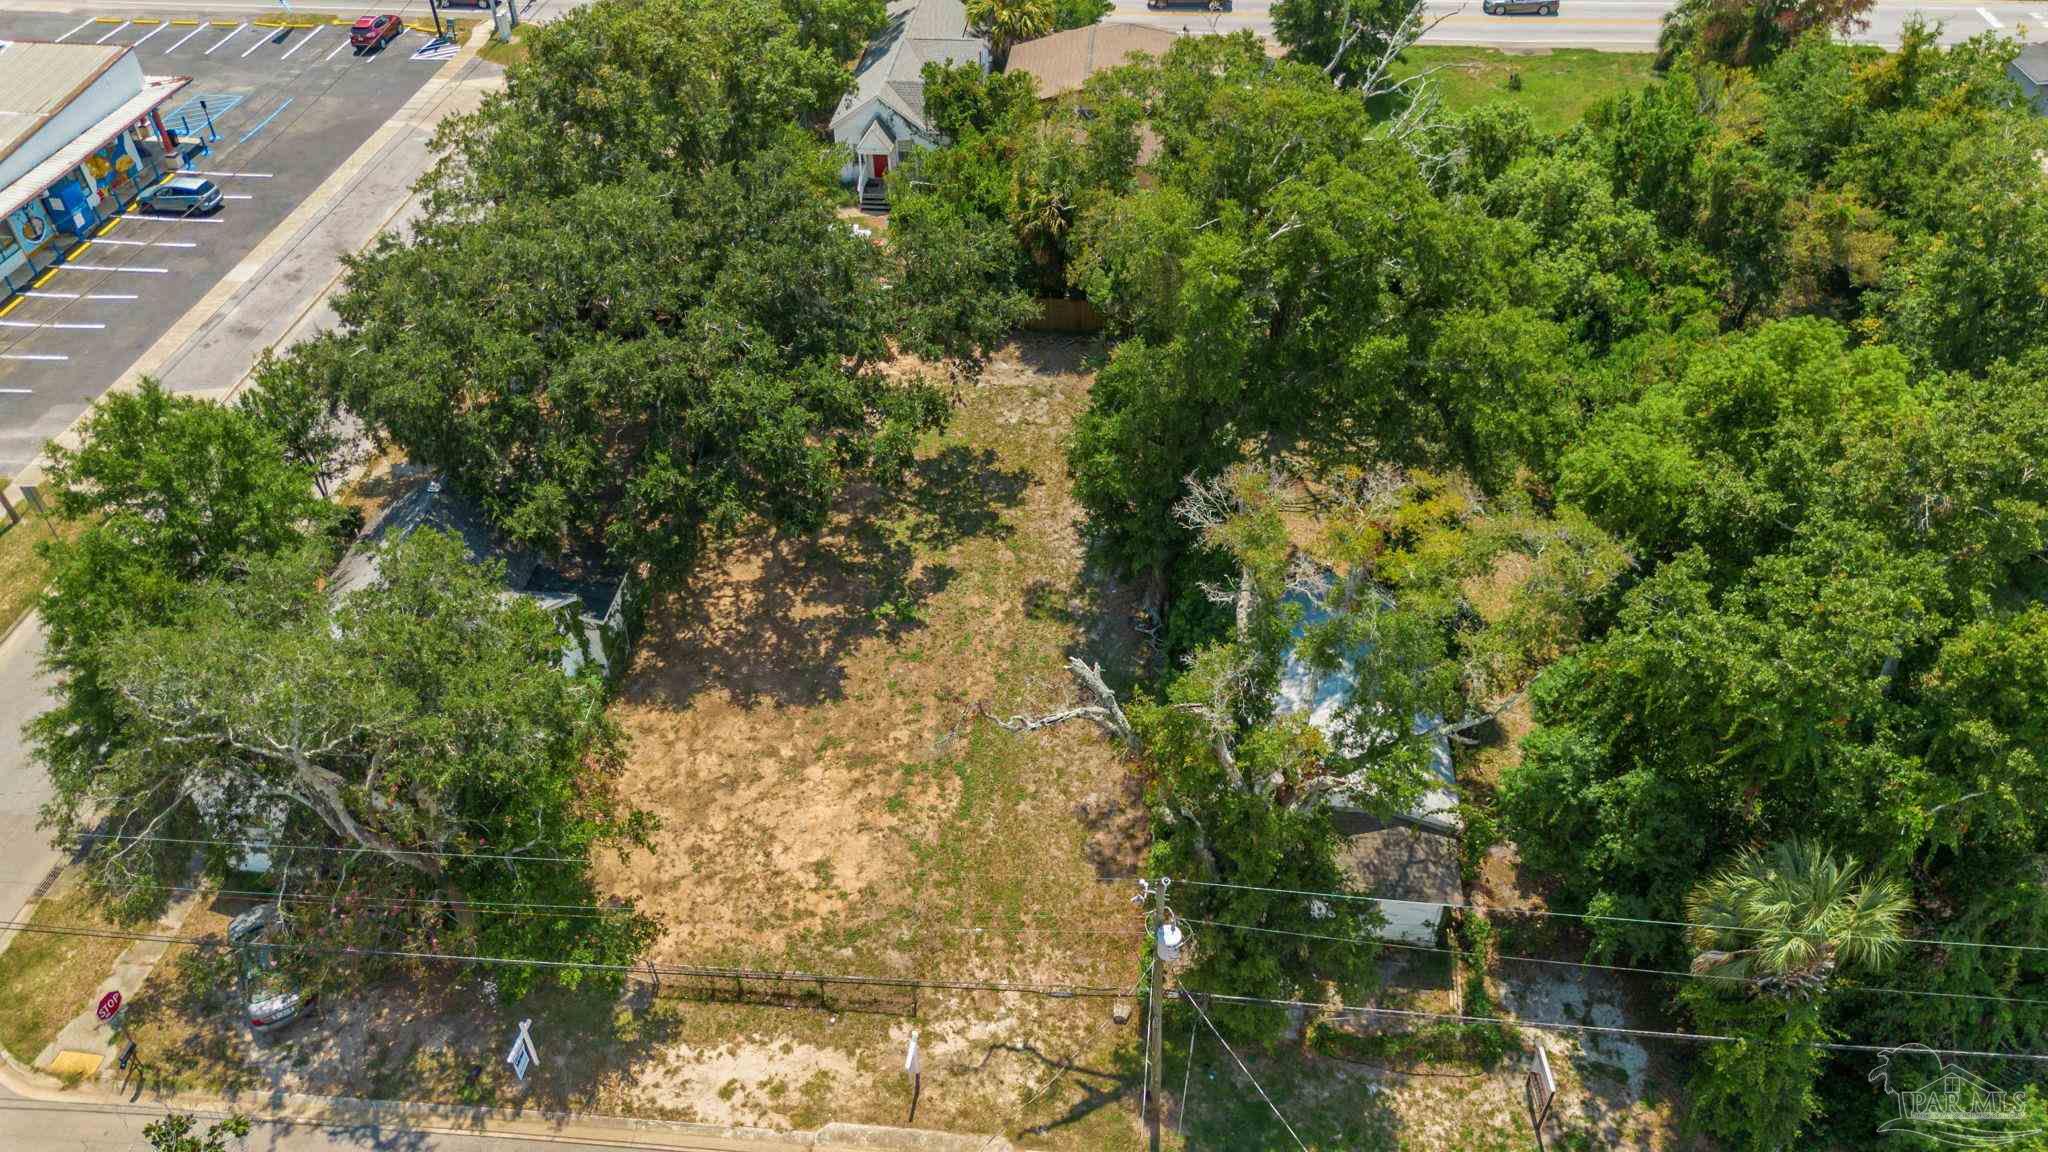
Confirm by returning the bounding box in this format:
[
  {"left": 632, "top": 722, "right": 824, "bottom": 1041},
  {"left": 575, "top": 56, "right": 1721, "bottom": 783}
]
[{"left": 903, "top": 7, "right": 2048, "bottom": 1146}]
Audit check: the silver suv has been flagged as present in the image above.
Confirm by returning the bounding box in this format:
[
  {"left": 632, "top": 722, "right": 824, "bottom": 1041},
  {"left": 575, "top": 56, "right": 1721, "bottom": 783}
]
[
  {"left": 139, "top": 176, "right": 223, "bottom": 215},
  {"left": 227, "top": 904, "right": 316, "bottom": 1033}
]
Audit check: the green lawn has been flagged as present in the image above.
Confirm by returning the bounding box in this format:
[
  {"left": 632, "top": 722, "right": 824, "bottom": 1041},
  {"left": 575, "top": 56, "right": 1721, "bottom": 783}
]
[
  {"left": 0, "top": 511, "right": 79, "bottom": 640},
  {"left": 1395, "top": 47, "right": 1656, "bottom": 134},
  {"left": 479, "top": 24, "right": 534, "bottom": 68},
  {"left": 0, "top": 878, "right": 129, "bottom": 1066}
]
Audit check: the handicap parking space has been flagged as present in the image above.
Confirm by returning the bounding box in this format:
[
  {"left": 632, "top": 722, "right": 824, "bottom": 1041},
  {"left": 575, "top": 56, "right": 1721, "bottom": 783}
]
[{"left": 0, "top": 6, "right": 456, "bottom": 476}]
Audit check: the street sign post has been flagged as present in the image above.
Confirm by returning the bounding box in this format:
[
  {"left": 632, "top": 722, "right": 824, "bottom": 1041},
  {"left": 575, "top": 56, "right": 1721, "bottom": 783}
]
[
  {"left": 95, "top": 990, "right": 122, "bottom": 1023},
  {"left": 505, "top": 1019, "right": 538, "bottom": 1082}
]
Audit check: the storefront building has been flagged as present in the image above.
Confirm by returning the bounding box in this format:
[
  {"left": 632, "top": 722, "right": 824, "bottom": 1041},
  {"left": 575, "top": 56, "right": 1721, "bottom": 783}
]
[{"left": 0, "top": 40, "right": 189, "bottom": 294}]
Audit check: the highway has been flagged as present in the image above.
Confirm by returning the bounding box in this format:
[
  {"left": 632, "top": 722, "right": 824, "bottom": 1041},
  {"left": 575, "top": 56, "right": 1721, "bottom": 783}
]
[{"left": 1106, "top": 0, "right": 2048, "bottom": 50}]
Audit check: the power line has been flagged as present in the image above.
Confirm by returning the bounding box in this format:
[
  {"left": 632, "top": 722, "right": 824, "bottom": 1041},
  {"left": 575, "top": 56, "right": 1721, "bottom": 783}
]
[
  {"left": 0, "top": 917, "right": 1134, "bottom": 999},
  {"left": 1180, "top": 916, "right": 2048, "bottom": 1013},
  {"left": 1179, "top": 987, "right": 1308, "bottom": 1151},
  {"left": 1171, "top": 876, "right": 2048, "bottom": 958},
  {"left": 1193, "top": 991, "right": 2048, "bottom": 1066},
  {"left": 70, "top": 831, "right": 614, "bottom": 865}
]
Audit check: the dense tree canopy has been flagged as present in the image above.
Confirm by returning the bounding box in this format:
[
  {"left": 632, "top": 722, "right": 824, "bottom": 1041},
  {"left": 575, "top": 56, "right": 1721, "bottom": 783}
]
[
  {"left": 906, "top": 15, "right": 2048, "bottom": 1146},
  {"left": 310, "top": 0, "right": 1028, "bottom": 574}
]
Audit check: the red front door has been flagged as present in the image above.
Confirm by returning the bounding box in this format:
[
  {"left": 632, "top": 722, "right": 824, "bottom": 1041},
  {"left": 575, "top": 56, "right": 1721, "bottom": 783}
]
[{"left": 872, "top": 154, "right": 889, "bottom": 180}]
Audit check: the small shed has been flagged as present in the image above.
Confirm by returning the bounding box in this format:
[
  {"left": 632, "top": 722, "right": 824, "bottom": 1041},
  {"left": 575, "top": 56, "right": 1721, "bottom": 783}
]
[{"left": 2009, "top": 45, "right": 2048, "bottom": 114}]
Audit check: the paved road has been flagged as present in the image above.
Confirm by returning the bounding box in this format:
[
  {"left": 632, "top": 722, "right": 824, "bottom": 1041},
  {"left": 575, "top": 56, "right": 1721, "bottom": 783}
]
[
  {"left": 1107, "top": 0, "right": 2048, "bottom": 49},
  {"left": 0, "top": 1084, "right": 808, "bottom": 1151}
]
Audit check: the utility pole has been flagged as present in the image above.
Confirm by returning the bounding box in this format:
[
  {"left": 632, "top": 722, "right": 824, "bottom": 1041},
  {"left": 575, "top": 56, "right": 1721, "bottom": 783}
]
[{"left": 1144, "top": 879, "right": 1168, "bottom": 1152}]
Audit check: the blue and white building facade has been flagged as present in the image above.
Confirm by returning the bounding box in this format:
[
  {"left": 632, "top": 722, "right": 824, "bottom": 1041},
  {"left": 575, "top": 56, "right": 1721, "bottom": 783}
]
[{"left": 0, "top": 40, "right": 189, "bottom": 294}]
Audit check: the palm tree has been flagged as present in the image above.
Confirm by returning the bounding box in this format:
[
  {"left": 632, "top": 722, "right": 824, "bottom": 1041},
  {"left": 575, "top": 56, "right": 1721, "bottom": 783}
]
[
  {"left": 1686, "top": 839, "right": 1914, "bottom": 1001},
  {"left": 966, "top": 0, "right": 1053, "bottom": 64}
]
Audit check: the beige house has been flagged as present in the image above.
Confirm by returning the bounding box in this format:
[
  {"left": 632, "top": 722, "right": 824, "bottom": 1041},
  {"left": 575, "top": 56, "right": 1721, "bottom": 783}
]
[{"left": 1004, "top": 23, "right": 1180, "bottom": 101}]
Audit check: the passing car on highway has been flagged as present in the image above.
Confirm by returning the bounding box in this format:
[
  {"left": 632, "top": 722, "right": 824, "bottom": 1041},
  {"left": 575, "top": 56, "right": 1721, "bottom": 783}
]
[
  {"left": 138, "top": 176, "right": 223, "bottom": 215},
  {"left": 1483, "top": 0, "right": 1559, "bottom": 12},
  {"left": 350, "top": 13, "right": 404, "bottom": 50}
]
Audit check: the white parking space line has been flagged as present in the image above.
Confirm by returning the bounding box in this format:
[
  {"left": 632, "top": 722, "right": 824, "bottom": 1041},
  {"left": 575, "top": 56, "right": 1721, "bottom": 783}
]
[
  {"left": 2034, "top": 8, "right": 2046, "bottom": 21},
  {"left": 0, "top": 320, "right": 106, "bottom": 331},
  {"left": 239, "top": 28, "right": 274, "bottom": 56},
  {"left": 113, "top": 215, "right": 224, "bottom": 225},
  {"left": 365, "top": 31, "right": 405, "bottom": 62},
  {"left": 165, "top": 23, "right": 208, "bottom": 52},
  {"left": 54, "top": 19, "right": 93, "bottom": 41},
  {"left": 20, "top": 292, "right": 139, "bottom": 301},
  {"left": 130, "top": 23, "right": 167, "bottom": 49},
  {"left": 1979, "top": 6, "right": 2004, "bottom": 24},
  {"left": 93, "top": 20, "right": 131, "bottom": 43},
  {"left": 323, "top": 39, "right": 349, "bottom": 62},
  {"left": 89, "top": 238, "right": 199, "bottom": 249},
  {"left": 185, "top": 171, "right": 273, "bottom": 179},
  {"left": 0, "top": 355, "right": 68, "bottom": 363},
  {"left": 279, "top": 25, "right": 324, "bottom": 58},
  {"left": 222, "top": 194, "right": 253, "bottom": 200},
  {"left": 205, "top": 23, "right": 247, "bottom": 54},
  {"left": 60, "top": 264, "right": 170, "bottom": 274},
  {"left": 0, "top": 388, "right": 32, "bottom": 394}
]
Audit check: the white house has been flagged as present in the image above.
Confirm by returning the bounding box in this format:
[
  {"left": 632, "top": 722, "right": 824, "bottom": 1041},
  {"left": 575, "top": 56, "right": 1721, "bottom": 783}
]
[
  {"left": 1275, "top": 577, "right": 1463, "bottom": 946},
  {"left": 829, "top": 0, "right": 987, "bottom": 209}
]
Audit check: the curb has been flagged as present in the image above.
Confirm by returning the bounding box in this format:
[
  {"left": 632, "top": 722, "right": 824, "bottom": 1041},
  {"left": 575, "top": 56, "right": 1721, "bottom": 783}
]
[{"left": 0, "top": 1065, "right": 1014, "bottom": 1151}]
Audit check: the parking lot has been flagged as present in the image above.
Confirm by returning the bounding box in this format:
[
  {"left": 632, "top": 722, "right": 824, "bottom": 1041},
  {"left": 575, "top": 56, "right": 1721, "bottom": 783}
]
[{"left": 0, "top": 4, "right": 465, "bottom": 476}]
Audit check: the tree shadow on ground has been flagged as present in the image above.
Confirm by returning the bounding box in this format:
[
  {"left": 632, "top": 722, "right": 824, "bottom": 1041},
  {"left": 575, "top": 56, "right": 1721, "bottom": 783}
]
[
  {"left": 1009, "top": 333, "right": 1103, "bottom": 378},
  {"left": 123, "top": 934, "right": 691, "bottom": 1131},
  {"left": 626, "top": 443, "right": 1031, "bottom": 711},
  {"left": 995, "top": 1036, "right": 1142, "bottom": 1142}
]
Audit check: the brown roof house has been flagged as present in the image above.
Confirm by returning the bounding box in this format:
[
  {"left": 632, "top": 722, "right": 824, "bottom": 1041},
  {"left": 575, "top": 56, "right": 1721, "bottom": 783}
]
[{"left": 1005, "top": 23, "right": 1181, "bottom": 101}]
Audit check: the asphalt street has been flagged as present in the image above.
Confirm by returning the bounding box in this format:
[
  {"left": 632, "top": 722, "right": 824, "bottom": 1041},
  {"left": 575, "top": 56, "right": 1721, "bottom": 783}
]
[
  {"left": 0, "top": 4, "right": 448, "bottom": 477},
  {"left": 1106, "top": 0, "right": 2048, "bottom": 49},
  {"left": 0, "top": 1085, "right": 812, "bottom": 1151}
]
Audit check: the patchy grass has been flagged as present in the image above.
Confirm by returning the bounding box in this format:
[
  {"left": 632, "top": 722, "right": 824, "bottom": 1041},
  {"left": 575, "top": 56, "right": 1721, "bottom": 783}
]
[
  {"left": 116, "top": 339, "right": 1152, "bottom": 1147},
  {"left": 478, "top": 23, "right": 534, "bottom": 68},
  {"left": 1395, "top": 47, "right": 1656, "bottom": 133},
  {"left": 591, "top": 335, "right": 1151, "bottom": 1144},
  {"left": 0, "top": 873, "right": 130, "bottom": 1065},
  {"left": 0, "top": 512, "right": 82, "bottom": 639}
]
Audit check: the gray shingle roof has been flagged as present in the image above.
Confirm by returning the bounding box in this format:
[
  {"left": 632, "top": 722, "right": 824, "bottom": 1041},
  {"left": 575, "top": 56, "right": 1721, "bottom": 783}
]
[
  {"left": 831, "top": 0, "right": 984, "bottom": 137},
  {"left": 2014, "top": 45, "right": 2048, "bottom": 87}
]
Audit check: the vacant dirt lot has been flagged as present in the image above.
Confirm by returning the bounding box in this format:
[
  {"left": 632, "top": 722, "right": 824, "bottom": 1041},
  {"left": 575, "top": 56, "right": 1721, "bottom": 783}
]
[{"left": 588, "top": 335, "right": 1151, "bottom": 1145}]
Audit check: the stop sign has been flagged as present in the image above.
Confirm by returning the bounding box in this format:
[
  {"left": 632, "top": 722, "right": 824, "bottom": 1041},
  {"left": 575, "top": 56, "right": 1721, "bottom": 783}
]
[{"left": 95, "top": 990, "right": 121, "bottom": 1022}]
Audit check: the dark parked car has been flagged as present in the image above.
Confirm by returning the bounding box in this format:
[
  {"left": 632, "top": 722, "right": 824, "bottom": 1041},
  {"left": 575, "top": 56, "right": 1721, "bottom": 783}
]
[
  {"left": 350, "top": 14, "right": 403, "bottom": 50},
  {"left": 1483, "top": 0, "right": 1559, "bottom": 12}
]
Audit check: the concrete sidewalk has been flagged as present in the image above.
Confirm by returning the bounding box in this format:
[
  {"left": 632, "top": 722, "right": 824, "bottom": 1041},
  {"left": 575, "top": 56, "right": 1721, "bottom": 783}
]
[{"left": 0, "top": 1068, "right": 1013, "bottom": 1151}]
